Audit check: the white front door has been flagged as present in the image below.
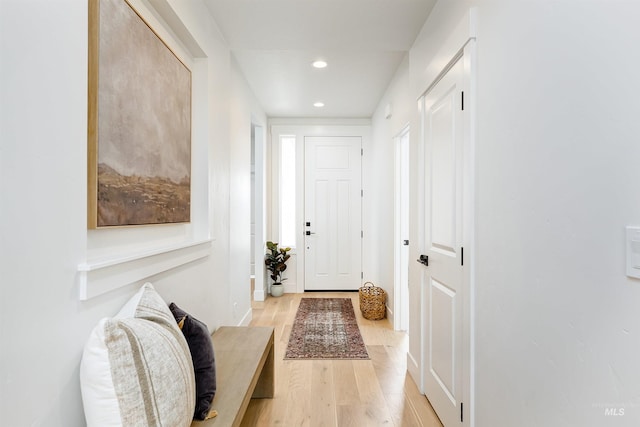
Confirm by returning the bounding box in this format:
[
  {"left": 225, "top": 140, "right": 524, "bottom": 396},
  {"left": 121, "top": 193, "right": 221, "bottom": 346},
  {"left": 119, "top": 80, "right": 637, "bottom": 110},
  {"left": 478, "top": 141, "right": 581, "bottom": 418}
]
[
  {"left": 304, "top": 136, "right": 362, "bottom": 291},
  {"left": 421, "top": 57, "right": 466, "bottom": 426}
]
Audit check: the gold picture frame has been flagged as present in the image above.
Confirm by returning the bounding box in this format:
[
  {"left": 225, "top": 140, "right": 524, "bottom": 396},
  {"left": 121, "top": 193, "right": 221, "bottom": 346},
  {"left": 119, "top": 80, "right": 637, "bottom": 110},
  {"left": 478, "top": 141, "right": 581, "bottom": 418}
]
[{"left": 88, "top": 0, "right": 191, "bottom": 228}]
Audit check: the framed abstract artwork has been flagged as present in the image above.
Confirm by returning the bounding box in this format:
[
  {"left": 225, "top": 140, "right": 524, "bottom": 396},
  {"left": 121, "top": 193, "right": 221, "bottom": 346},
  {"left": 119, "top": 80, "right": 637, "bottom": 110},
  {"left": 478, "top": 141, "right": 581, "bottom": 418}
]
[{"left": 88, "top": 0, "right": 191, "bottom": 228}]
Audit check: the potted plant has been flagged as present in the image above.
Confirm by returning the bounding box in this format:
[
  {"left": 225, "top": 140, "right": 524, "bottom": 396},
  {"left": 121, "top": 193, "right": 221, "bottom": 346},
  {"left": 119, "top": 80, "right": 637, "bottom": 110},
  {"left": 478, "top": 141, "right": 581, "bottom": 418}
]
[{"left": 265, "top": 241, "right": 291, "bottom": 297}]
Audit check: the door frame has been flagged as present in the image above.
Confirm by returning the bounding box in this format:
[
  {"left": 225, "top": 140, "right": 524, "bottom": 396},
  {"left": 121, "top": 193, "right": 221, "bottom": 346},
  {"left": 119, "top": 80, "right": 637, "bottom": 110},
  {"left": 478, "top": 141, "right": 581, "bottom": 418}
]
[
  {"left": 269, "top": 122, "right": 371, "bottom": 293},
  {"left": 252, "top": 123, "right": 267, "bottom": 301},
  {"left": 416, "top": 29, "right": 476, "bottom": 427},
  {"left": 420, "top": 54, "right": 464, "bottom": 426},
  {"left": 394, "top": 124, "right": 410, "bottom": 331}
]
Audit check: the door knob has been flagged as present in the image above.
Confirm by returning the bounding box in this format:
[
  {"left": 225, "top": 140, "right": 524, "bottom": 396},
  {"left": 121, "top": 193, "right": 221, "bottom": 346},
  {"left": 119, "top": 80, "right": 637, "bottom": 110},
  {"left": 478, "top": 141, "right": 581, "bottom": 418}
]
[{"left": 417, "top": 255, "right": 428, "bottom": 266}]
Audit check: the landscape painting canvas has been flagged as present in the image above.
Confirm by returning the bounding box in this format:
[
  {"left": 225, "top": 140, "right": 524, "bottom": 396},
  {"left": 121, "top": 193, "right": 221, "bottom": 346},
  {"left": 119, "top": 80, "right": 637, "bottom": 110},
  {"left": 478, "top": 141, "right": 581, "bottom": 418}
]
[{"left": 88, "top": 0, "right": 191, "bottom": 228}]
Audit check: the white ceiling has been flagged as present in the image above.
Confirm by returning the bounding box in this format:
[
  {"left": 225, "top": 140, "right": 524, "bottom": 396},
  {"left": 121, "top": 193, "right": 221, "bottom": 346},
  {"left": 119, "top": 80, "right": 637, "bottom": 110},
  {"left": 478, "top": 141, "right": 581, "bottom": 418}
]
[{"left": 203, "top": 0, "right": 437, "bottom": 118}]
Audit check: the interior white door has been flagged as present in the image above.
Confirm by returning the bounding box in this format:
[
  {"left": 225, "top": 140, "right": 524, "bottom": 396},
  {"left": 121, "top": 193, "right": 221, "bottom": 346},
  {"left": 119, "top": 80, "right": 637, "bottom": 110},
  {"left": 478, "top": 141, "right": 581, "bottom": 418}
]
[
  {"left": 304, "top": 136, "right": 362, "bottom": 291},
  {"left": 421, "top": 58, "right": 465, "bottom": 426}
]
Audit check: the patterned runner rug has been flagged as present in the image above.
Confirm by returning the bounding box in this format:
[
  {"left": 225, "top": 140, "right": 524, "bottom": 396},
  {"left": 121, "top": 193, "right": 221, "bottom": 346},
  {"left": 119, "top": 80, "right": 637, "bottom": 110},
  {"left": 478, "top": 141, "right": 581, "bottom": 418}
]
[{"left": 285, "top": 298, "right": 369, "bottom": 360}]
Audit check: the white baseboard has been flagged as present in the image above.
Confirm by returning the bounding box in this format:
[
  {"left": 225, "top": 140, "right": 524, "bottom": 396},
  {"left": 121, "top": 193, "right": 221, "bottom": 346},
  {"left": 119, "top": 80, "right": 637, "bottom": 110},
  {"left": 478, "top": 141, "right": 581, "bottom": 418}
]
[
  {"left": 386, "top": 304, "right": 395, "bottom": 329},
  {"left": 237, "top": 307, "right": 252, "bottom": 326},
  {"left": 253, "top": 288, "right": 266, "bottom": 302},
  {"left": 407, "top": 351, "right": 422, "bottom": 393}
]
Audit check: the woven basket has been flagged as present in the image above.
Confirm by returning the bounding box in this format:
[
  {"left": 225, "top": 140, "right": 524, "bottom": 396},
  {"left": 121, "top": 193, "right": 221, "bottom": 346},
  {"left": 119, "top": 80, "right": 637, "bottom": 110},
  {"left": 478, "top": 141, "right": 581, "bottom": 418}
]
[{"left": 359, "top": 282, "right": 386, "bottom": 320}]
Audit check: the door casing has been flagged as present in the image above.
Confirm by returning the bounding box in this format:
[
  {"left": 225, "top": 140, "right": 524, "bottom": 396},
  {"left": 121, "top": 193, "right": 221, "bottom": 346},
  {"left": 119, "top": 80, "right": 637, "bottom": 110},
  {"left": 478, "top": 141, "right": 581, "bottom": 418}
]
[
  {"left": 394, "top": 125, "right": 411, "bottom": 331},
  {"left": 413, "top": 37, "right": 476, "bottom": 426},
  {"left": 269, "top": 124, "right": 371, "bottom": 294}
]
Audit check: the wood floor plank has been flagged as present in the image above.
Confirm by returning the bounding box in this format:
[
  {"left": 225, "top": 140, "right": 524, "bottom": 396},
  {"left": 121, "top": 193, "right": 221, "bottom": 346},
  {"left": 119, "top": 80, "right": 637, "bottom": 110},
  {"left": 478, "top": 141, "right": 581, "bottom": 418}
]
[
  {"left": 369, "top": 345, "right": 406, "bottom": 396},
  {"left": 239, "top": 398, "right": 268, "bottom": 427},
  {"left": 336, "top": 405, "right": 364, "bottom": 427},
  {"left": 283, "top": 359, "right": 313, "bottom": 427},
  {"left": 332, "top": 360, "right": 360, "bottom": 406},
  {"left": 336, "top": 404, "right": 394, "bottom": 427},
  {"left": 353, "top": 361, "right": 383, "bottom": 404},
  {"left": 403, "top": 373, "right": 443, "bottom": 427},
  {"left": 352, "top": 360, "right": 394, "bottom": 425},
  {"left": 310, "top": 360, "right": 338, "bottom": 427},
  {"left": 384, "top": 392, "right": 422, "bottom": 427}
]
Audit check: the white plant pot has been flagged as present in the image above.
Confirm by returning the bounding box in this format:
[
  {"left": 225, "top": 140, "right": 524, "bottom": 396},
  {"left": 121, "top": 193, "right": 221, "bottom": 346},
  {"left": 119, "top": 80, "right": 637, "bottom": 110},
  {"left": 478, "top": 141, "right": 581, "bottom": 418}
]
[{"left": 270, "top": 283, "right": 284, "bottom": 297}]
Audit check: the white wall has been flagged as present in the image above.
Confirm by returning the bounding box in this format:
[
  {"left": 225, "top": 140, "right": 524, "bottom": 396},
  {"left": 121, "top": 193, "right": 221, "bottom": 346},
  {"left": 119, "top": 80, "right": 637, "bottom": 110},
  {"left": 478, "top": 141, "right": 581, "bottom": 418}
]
[
  {"left": 369, "top": 54, "right": 413, "bottom": 327},
  {"left": 0, "top": 0, "right": 264, "bottom": 425},
  {"left": 229, "top": 56, "right": 267, "bottom": 321},
  {"left": 408, "top": 1, "right": 640, "bottom": 425}
]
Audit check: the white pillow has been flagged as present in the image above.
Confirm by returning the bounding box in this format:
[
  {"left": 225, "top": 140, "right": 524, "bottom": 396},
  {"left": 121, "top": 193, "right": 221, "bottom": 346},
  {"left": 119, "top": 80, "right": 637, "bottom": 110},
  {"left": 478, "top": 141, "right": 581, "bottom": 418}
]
[
  {"left": 114, "top": 283, "right": 147, "bottom": 318},
  {"left": 80, "top": 283, "right": 196, "bottom": 426}
]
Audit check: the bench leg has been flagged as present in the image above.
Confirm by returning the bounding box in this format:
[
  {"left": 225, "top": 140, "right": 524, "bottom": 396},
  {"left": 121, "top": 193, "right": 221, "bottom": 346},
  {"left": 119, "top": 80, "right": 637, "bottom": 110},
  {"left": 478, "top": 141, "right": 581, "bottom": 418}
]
[{"left": 252, "top": 337, "right": 274, "bottom": 398}]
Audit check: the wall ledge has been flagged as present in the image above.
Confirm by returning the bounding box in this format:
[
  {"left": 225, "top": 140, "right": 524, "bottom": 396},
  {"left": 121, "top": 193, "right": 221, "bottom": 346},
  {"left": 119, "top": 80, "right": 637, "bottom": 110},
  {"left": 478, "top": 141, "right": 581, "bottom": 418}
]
[{"left": 78, "top": 238, "right": 212, "bottom": 300}]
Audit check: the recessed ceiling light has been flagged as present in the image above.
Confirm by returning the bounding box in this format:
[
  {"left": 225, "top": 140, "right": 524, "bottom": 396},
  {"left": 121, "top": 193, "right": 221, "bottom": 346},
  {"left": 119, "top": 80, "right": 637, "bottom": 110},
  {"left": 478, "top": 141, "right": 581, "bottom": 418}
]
[
  {"left": 313, "top": 102, "right": 325, "bottom": 108},
  {"left": 312, "top": 60, "right": 328, "bottom": 69}
]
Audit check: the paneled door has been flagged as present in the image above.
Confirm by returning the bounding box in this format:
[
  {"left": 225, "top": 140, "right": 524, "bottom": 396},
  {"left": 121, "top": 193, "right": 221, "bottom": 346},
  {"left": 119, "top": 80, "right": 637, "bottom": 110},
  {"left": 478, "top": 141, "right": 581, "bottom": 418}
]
[
  {"left": 304, "top": 136, "right": 362, "bottom": 291},
  {"left": 421, "top": 57, "right": 466, "bottom": 426}
]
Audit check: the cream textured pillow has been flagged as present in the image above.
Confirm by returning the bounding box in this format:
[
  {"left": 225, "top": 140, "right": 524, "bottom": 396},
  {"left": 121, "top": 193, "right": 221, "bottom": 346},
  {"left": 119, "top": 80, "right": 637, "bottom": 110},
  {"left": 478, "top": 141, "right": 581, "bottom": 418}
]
[{"left": 80, "top": 283, "right": 196, "bottom": 426}]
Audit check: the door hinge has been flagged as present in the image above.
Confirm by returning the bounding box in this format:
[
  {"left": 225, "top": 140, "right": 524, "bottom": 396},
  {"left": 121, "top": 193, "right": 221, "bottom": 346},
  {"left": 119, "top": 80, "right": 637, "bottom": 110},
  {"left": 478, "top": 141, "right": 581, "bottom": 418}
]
[
  {"left": 361, "top": 148, "right": 364, "bottom": 156},
  {"left": 361, "top": 189, "right": 363, "bottom": 197},
  {"left": 461, "top": 247, "right": 464, "bottom": 266},
  {"left": 361, "top": 230, "right": 363, "bottom": 238},
  {"left": 461, "top": 402, "right": 464, "bottom": 422},
  {"left": 361, "top": 272, "right": 363, "bottom": 279},
  {"left": 461, "top": 91, "right": 464, "bottom": 111}
]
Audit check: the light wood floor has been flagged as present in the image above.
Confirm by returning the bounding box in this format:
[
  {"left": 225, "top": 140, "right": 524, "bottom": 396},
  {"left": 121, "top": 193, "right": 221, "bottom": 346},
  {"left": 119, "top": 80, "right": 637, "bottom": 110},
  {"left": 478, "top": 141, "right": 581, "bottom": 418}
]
[{"left": 241, "top": 292, "right": 443, "bottom": 427}]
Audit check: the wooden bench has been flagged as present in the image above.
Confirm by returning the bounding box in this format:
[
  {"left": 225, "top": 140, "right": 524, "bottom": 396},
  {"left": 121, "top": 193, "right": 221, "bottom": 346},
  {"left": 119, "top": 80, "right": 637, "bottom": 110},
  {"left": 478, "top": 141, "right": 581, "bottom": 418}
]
[{"left": 191, "top": 326, "right": 275, "bottom": 427}]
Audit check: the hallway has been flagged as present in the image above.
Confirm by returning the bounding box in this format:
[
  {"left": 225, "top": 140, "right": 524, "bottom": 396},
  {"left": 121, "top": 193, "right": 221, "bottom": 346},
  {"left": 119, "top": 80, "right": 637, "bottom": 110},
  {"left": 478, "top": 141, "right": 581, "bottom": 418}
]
[{"left": 242, "top": 292, "right": 443, "bottom": 426}]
